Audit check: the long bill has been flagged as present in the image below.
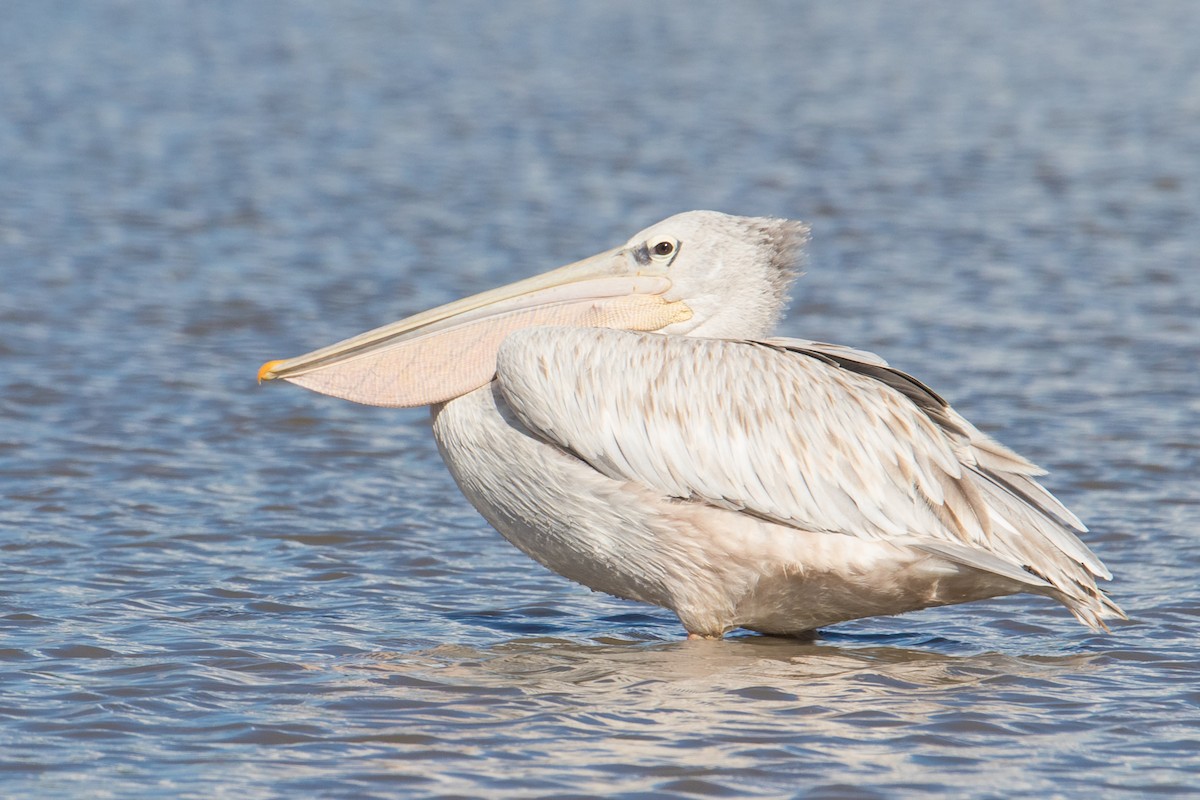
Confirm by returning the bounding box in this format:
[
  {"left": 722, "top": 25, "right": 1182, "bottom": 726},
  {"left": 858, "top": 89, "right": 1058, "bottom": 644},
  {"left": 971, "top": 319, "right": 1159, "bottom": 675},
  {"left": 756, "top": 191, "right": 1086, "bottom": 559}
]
[{"left": 257, "top": 247, "right": 692, "bottom": 407}]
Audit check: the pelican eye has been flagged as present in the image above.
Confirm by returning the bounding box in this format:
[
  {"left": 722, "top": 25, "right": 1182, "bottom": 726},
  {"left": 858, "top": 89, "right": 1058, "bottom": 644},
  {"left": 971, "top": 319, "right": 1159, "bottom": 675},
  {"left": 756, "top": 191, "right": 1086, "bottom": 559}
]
[{"left": 648, "top": 237, "right": 679, "bottom": 262}]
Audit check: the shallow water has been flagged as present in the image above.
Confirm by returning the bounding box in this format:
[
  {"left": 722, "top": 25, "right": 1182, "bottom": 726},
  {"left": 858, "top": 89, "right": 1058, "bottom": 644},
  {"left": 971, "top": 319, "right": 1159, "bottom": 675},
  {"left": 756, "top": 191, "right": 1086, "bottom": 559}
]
[{"left": 2, "top": 1, "right": 1199, "bottom": 797}]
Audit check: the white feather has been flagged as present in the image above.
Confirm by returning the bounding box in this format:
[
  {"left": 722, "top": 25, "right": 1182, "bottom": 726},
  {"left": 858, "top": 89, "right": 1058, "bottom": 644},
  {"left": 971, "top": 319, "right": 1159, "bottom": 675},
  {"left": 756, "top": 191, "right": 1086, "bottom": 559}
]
[{"left": 495, "top": 326, "right": 1121, "bottom": 630}]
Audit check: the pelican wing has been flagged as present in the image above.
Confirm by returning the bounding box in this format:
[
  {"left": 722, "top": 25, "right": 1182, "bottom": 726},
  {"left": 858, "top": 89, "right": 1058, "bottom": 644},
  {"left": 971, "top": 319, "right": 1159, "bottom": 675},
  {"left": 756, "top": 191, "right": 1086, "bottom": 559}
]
[{"left": 495, "top": 327, "right": 1120, "bottom": 624}]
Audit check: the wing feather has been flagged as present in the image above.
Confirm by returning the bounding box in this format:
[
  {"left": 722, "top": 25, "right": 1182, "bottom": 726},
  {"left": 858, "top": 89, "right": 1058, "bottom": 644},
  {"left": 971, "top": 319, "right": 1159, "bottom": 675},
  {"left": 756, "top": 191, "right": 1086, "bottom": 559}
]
[{"left": 496, "top": 327, "right": 1122, "bottom": 627}]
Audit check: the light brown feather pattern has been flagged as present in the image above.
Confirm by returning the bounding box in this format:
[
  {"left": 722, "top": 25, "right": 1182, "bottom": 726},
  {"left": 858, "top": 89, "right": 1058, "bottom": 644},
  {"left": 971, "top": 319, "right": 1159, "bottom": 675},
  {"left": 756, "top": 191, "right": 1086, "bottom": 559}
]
[{"left": 497, "top": 327, "right": 1125, "bottom": 630}]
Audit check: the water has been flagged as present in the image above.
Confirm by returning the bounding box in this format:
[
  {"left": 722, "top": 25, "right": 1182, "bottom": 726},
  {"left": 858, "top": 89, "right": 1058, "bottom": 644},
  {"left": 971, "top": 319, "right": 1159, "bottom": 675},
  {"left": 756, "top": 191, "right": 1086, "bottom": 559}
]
[{"left": 2, "top": 1, "right": 1198, "bottom": 796}]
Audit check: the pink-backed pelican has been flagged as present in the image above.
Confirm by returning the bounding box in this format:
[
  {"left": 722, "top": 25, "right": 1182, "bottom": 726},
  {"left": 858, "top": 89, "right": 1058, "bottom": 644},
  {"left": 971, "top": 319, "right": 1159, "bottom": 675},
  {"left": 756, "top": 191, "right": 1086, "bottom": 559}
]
[{"left": 258, "top": 211, "right": 1123, "bottom": 638}]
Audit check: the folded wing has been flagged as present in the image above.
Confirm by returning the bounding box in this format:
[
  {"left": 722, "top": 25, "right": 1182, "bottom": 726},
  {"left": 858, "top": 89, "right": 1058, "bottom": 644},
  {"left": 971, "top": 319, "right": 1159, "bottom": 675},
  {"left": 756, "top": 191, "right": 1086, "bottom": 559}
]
[{"left": 495, "top": 327, "right": 1124, "bottom": 629}]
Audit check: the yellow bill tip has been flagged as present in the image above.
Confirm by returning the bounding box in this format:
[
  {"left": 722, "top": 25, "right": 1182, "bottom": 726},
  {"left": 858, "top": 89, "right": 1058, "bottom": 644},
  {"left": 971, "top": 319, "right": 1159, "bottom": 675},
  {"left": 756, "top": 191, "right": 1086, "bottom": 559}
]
[{"left": 258, "top": 359, "right": 285, "bottom": 383}]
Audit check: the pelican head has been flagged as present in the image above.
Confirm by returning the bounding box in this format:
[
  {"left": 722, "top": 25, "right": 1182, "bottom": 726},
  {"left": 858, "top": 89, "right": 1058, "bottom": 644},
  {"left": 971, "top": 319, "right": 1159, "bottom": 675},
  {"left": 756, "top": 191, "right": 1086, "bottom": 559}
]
[{"left": 258, "top": 211, "right": 810, "bottom": 407}]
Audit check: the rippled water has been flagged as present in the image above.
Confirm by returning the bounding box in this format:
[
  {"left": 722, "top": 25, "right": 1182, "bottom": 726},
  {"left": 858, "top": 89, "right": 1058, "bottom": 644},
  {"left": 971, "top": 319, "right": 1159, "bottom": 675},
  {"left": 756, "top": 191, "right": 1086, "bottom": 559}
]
[{"left": 3, "top": 2, "right": 1199, "bottom": 797}]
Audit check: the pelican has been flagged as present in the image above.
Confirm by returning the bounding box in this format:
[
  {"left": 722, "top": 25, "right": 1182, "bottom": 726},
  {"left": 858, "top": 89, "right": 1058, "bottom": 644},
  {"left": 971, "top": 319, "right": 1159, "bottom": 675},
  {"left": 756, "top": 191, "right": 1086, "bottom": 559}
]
[{"left": 259, "top": 211, "right": 1124, "bottom": 638}]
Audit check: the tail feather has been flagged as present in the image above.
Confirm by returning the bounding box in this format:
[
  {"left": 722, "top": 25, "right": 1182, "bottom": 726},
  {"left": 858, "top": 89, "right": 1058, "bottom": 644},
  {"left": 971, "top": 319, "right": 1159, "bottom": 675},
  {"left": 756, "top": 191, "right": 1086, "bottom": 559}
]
[{"left": 1059, "top": 585, "right": 1128, "bottom": 633}]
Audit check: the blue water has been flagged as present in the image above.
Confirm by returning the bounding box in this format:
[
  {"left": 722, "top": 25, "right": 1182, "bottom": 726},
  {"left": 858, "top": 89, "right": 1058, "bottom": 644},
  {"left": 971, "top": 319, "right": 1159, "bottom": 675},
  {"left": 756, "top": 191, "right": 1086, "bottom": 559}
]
[{"left": 2, "top": 2, "right": 1198, "bottom": 797}]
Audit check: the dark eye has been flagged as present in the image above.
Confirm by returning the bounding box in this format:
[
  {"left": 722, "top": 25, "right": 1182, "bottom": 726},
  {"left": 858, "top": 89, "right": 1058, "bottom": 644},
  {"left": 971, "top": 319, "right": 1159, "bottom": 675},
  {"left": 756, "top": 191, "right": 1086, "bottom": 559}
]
[{"left": 653, "top": 240, "right": 675, "bottom": 256}]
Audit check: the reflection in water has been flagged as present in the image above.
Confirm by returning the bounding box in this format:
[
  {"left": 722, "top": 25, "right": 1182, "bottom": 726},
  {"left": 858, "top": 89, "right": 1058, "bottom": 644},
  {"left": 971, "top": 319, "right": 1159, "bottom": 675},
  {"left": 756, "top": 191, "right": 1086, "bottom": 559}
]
[
  {"left": 364, "top": 633, "right": 1103, "bottom": 699},
  {"left": 330, "top": 636, "right": 1110, "bottom": 795}
]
